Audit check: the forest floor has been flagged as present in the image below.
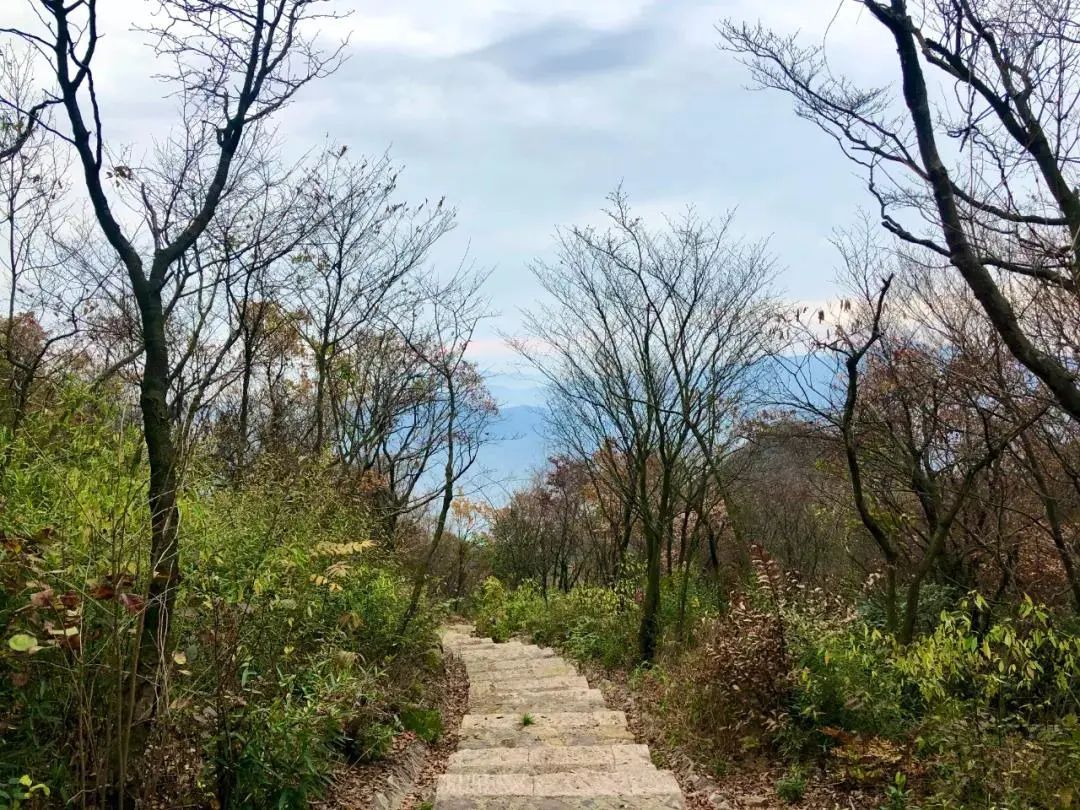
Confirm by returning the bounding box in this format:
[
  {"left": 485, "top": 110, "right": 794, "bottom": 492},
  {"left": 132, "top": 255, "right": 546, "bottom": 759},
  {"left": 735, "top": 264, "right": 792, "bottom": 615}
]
[{"left": 580, "top": 662, "right": 882, "bottom": 810}]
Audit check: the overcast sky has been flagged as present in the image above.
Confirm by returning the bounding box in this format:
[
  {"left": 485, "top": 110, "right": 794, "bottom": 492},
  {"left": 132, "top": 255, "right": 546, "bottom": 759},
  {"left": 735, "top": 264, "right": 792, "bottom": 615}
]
[{"left": 7, "top": 0, "right": 900, "bottom": 404}]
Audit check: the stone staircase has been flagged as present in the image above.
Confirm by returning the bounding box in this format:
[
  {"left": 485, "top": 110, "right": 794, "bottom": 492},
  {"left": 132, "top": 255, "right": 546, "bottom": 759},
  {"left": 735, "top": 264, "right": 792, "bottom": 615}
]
[{"left": 435, "top": 623, "right": 685, "bottom": 809}]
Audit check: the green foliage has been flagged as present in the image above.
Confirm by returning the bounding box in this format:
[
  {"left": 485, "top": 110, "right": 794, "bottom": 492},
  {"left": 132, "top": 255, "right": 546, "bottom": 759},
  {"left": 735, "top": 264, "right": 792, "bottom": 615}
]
[
  {"left": 881, "top": 772, "right": 912, "bottom": 810},
  {"left": 521, "top": 713, "right": 535, "bottom": 727},
  {"left": 786, "top": 596, "right": 1080, "bottom": 807},
  {"left": 786, "top": 611, "right": 914, "bottom": 745},
  {"left": 472, "top": 576, "right": 539, "bottom": 642},
  {"left": 471, "top": 577, "right": 638, "bottom": 669},
  {"left": 895, "top": 595, "right": 1080, "bottom": 721},
  {"left": 775, "top": 765, "right": 807, "bottom": 803},
  {"left": 400, "top": 705, "right": 443, "bottom": 743},
  {"left": 224, "top": 667, "right": 342, "bottom": 808},
  {"left": 890, "top": 596, "right": 1080, "bottom": 808},
  {"left": 0, "top": 775, "right": 50, "bottom": 810},
  {"left": 0, "top": 386, "right": 445, "bottom": 807}
]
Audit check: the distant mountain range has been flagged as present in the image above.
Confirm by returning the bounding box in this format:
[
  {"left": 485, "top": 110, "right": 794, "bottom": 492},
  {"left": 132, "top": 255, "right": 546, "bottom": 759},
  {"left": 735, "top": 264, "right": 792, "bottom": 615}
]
[
  {"left": 471, "top": 404, "right": 550, "bottom": 504},
  {"left": 467, "top": 355, "right": 840, "bottom": 504}
]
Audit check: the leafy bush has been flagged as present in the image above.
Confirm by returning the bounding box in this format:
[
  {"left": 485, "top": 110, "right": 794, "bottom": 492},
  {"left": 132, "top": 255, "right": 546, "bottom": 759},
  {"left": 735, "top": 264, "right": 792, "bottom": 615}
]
[
  {"left": 785, "top": 610, "right": 915, "bottom": 745},
  {"left": 399, "top": 704, "right": 443, "bottom": 744},
  {"left": 775, "top": 765, "right": 807, "bottom": 803},
  {"left": 0, "top": 387, "right": 445, "bottom": 807},
  {"left": 892, "top": 596, "right": 1080, "bottom": 808},
  {"left": 471, "top": 577, "right": 638, "bottom": 668}
]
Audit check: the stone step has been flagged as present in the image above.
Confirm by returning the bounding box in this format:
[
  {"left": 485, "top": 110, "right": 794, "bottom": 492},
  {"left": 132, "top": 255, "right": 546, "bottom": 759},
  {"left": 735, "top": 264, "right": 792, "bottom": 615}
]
[
  {"left": 458, "top": 711, "right": 635, "bottom": 749},
  {"left": 462, "top": 658, "right": 577, "bottom": 677},
  {"left": 447, "top": 743, "right": 652, "bottom": 774},
  {"left": 469, "top": 674, "right": 591, "bottom": 697},
  {"left": 434, "top": 770, "right": 684, "bottom": 809},
  {"left": 458, "top": 645, "right": 555, "bottom": 664},
  {"left": 470, "top": 687, "right": 607, "bottom": 713},
  {"left": 441, "top": 635, "right": 494, "bottom": 649},
  {"left": 440, "top": 635, "right": 492, "bottom": 648},
  {"left": 437, "top": 624, "right": 685, "bottom": 809}
]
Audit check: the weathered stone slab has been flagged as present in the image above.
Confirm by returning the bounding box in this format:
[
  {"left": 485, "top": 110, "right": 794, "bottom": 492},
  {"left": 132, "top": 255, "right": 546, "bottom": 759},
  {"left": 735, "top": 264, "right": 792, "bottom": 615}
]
[
  {"left": 458, "top": 645, "right": 555, "bottom": 664},
  {"left": 435, "top": 797, "right": 683, "bottom": 809},
  {"left": 457, "top": 711, "right": 635, "bottom": 749},
  {"left": 463, "top": 658, "right": 577, "bottom": 677},
  {"left": 434, "top": 770, "right": 684, "bottom": 808},
  {"left": 469, "top": 674, "right": 590, "bottom": 696},
  {"left": 448, "top": 744, "right": 652, "bottom": 774},
  {"left": 469, "top": 687, "right": 607, "bottom": 713}
]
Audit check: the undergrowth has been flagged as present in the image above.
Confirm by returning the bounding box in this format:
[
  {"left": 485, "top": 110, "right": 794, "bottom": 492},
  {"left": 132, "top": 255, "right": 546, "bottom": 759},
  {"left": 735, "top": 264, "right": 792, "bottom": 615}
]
[
  {"left": 471, "top": 567, "right": 1080, "bottom": 809},
  {"left": 0, "top": 388, "right": 445, "bottom": 807}
]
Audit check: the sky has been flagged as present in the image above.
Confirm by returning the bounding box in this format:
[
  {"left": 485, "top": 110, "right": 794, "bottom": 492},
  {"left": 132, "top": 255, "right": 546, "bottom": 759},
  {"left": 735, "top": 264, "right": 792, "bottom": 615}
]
[{"left": 6, "top": 0, "right": 901, "bottom": 407}]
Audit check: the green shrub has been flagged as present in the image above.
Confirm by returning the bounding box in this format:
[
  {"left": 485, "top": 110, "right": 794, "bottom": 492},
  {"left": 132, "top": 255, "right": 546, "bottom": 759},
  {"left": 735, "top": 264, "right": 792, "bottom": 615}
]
[
  {"left": 893, "top": 595, "right": 1080, "bottom": 808},
  {"left": 529, "top": 585, "right": 638, "bottom": 669},
  {"left": 472, "top": 578, "right": 636, "bottom": 668},
  {"left": 786, "top": 611, "right": 914, "bottom": 744},
  {"left": 224, "top": 668, "right": 342, "bottom": 809},
  {"left": 400, "top": 705, "right": 443, "bottom": 743},
  {"left": 775, "top": 765, "right": 807, "bottom": 803},
  {"left": 1, "top": 387, "right": 444, "bottom": 807}
]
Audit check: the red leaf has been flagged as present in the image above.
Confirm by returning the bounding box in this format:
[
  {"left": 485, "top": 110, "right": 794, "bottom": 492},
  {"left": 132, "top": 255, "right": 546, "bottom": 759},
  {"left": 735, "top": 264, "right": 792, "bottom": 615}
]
[
  {"left": 59, "top": 590, "right": 80, "bottom": 609},
  {"left": 118, "top": 593, "right": 145, "bottom": 614},
  {"left": 89, "top": 583, "right": 115, "bottom": 600}
]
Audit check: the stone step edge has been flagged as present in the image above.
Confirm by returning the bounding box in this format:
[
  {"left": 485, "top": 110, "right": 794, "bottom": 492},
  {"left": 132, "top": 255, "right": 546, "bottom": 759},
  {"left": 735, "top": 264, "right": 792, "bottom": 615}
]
[
  {"left": 447, "top": 743, "right": 652, "bottom": 774},
  {"left": 435, "top": 769, "right": 682, "bottom": 798},
  {"left": 461, "top": 710, "right": 627, "bottom": 725},
  {"left": 469, "top": 674, "right": 590, "bottom": 690}
]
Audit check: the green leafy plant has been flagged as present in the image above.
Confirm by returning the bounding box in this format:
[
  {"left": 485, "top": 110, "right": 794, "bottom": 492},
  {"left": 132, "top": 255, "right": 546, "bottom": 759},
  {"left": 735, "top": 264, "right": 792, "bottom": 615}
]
[
  {"left": 400, "top": 705, "right": 443, "bottom": 743},
  {"left": 881, "top": 772, "right": 911, "bottom": 810},
  {"left": 0, "top": 775, "right": 50, "bottom": 809},
  {"left": 775, "top": 765, "right": 807, "bottom": 803}
]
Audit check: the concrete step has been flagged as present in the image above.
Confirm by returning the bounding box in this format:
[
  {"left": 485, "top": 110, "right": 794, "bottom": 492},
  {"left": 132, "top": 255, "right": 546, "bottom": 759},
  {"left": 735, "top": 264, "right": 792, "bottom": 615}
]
[
  {"left": 438, "top": 639, "right": 494, "bottom": 652},
  {"left": 458, "top": 711, "right": 636, "bottom": 749},
  {"left": 469, "top": 674, "right": 591, "bottom": 697},
  {"left": 458, "top": 645, "right": 555, "bottom": 664},
  {"left": 462, "top": 657, "right": 577, "bottom": 677},
  {"left": 437, "top": 624, "right": 686, "bottom": 809},
  {"left": 470, "top": 687, "right": 607, "bottom": 713},
  {"left": 447, "top": 743, "right": 652, "bottom": 774},
  {"left": 434, "top": 770, "right": 684, "bottom": 809}
]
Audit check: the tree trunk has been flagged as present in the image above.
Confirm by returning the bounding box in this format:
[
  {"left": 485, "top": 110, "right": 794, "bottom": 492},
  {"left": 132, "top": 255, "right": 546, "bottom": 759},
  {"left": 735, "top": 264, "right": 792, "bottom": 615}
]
[
  {"left": 399, "top": 384, "right": 456, "bottom": 635},
  {"left": 313, "top": 349, "right": 327, "bottom": 451},
  {"left": 122, "top": 288, "right": 181, "bottom": 791},
  {"left": 639, "top": 523, "right": 662, "bottom": 663}
]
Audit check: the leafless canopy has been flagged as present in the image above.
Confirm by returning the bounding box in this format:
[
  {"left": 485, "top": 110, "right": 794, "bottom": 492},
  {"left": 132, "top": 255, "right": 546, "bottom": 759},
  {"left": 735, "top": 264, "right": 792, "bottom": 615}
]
[{"left": 720, "top": 0, "right": 1080, "bottom": 422}]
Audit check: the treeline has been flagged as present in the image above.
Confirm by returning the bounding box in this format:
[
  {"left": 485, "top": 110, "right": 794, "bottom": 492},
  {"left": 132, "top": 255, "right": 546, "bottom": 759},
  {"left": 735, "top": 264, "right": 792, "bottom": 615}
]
[
  {"left": 478, "top": 1, "right": 1080, "bottom": 805},
  {"left": 486, "top": 0, "right": 1080, "bottom": 662},
  {"left": 0, "top": 3, "right": 492, "bottom": 806}
]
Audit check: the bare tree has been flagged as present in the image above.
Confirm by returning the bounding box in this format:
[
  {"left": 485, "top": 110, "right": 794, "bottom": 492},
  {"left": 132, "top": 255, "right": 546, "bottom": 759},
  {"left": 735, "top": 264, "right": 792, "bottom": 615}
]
[
  {"left": 782, "top": 226, "right": 1049, "bottom": 641},
  {"left": 3, "top": 0, "right": 344, "bottom": 738},
  {"left": 293, "top": 148, "right": 455, "bottom": 452},
  {"left": 0, "top": 46, "right": 54, "bottom": 163},
  {"left": 397, "top": 270, "right": 496, "bottom": 634},
  {"left": 518, "top": 191, "right": 776, "bottom": 662},
  {"left": 0, "top": 65, "right": 93, "bottom": 436},
  {"left": 720, "top": 0, "right": 1080, "bottom": 423}
]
